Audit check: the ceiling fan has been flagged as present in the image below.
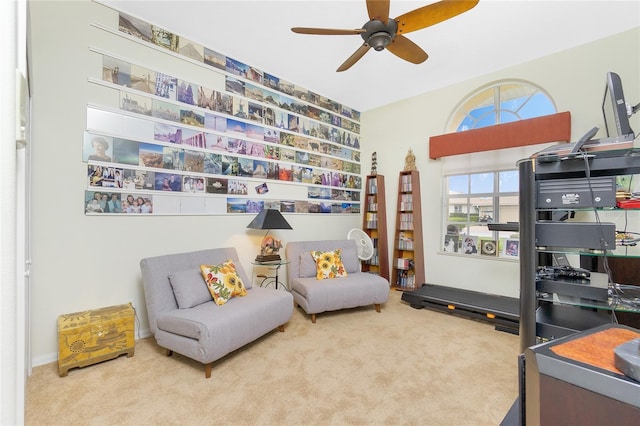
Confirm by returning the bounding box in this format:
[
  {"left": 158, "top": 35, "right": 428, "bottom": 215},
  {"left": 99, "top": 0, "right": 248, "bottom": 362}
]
[{"left": 291, "top": 0, "right": 479, "bottom": 72}]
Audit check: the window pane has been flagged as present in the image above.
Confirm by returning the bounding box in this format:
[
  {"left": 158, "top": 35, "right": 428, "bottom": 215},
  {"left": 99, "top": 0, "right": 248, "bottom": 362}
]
[
  {"left": 519, "top": 93, "right": 556, "bottom": 119},
  {"left": 497, "top": 195, "right": 519, "bottom": 223},
  {"left": 457, "top": 117, "right": 475, "bottom": 132},
  {"left": 498, "top": 110, "right": 519, "bottom": 124},
  {"left": 499, "top": 170, "right": 519, "bottom": 192},
  {"left": 448, "top": 175, "right": 468, "bottom": 194},
  {"left": 470, "top": 173, "right": 493, "bottom": 193},
  {"left": 469, "top": 195, "right": 493, "bottom": 223},
  {"left": 468, "top": 223, "right": 493, "bottom": 239},
  {"left": 500, "top": 95, "right": 528, "bottom": 112},
  {"left": 447, "top": 197, "right": 468, "bottom": 222},
  {"left": 476, "top": 111, "right": 497, "bottom": 128}
]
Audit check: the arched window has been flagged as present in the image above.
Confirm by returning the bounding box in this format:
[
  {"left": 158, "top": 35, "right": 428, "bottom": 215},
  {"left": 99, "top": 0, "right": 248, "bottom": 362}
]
[
  {"left": 442, "top": 80, "right": 556, "bottom": 259},
  {"left": 446, "top": 80, "right": 557, "bottom": 133}
]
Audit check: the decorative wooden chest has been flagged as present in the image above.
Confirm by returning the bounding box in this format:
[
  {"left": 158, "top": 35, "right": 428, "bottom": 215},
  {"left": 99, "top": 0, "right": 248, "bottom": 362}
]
[{"left": 57, "top": 303, "right": 135, "bottom": 377}]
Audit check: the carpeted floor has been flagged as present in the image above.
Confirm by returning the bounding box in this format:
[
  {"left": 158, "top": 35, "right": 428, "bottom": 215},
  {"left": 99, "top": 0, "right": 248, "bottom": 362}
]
[{"left": 26, "top": 290, "right": 520, "bottom": 425}]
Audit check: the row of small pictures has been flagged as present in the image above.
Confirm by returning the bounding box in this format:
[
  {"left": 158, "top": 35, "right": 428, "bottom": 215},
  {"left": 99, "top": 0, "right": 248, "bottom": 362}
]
[
  {"left": 84, "top": 134, "right": 362, "bottom": 190},
  {"left": 113, "top": 86, "right": 361, "bottom": 164},
  {"left": 444, "top": 235, "right": 520, "bottom": 258},
  {"left": 85, "top": 130, "right": 360, "bottom": 175},
  {"left": 88, "top": 165, "right": 361, "bottom": 201},
  {"left": 103, "top": 53, "right": 361, "bottom": 147},
  {"left": 227, "top": 199, "right": 359, "bottom": 214},
  {"left": 85, "top": 190, "right": 360, "bottom": 215},
  {"left": 148, "top": 111, "right": 360, "bottom": 163},
  {"left": 86, "top": 191, "right": 153, "bottom": 214},
  {"left": 118, "top": 14, "right": 360, "bottom": 122}
]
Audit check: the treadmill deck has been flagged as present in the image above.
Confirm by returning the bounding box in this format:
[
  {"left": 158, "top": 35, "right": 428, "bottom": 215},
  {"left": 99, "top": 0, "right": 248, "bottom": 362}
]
[{"left": 401, "top": 284, "right": 520, "bottom": 334}]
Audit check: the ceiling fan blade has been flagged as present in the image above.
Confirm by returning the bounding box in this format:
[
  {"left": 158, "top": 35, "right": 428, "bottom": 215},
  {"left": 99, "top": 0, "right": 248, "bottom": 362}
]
[
  {"left": 291, "top": 27, "right": 365, "bottom": 35},
  {"left": 337, "top": 44, "right": 371, "bottom": 72},
  {"left": 394, "top": 0, "right": 479, "bottom": 35},
  {"left": 386, "top": 34, "right": 429, "bottom": 64},
  {"left": 366, "top": 0, "right": 390, "bottom": 23}
]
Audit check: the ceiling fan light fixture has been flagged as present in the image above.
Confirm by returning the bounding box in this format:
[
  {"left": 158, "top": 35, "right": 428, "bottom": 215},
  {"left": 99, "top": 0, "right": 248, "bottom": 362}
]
[
  {"left": 292, "top": 0, "right": 479, "bottom": 71},
  {"left": 368, "top": 31, "right": 392, "bottom": 51}
]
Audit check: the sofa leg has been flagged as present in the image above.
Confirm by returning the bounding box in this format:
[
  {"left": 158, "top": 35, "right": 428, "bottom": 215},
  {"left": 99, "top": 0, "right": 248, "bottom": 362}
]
[
  {"left": 166, "top": 349, "right": 173, "bottom": 357},
  {"left": 311, "top": 313, "right": 316, "bottom": 323},
  {"left": 278, "top": 325, "right": 285, "bottom": 332},
  {"left": 204, "top": 363, "right": 212, "bottom": 379},
  {"left": 375, "top": 304, "right": 381, "bottom": 313}
]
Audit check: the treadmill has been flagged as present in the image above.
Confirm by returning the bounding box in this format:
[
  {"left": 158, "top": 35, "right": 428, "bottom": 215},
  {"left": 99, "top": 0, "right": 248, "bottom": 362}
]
[{"left": 401, "top": 284, "right": 520, "bottom": 334}]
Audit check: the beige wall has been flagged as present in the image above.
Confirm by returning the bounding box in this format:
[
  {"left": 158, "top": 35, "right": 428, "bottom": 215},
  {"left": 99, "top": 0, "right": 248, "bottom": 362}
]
[
  {"left": 28, "top": 1, "right": 359, "bottom": 366},
  {"left": 28, "top": 0, "right": 639, "bottom": 365},
  {"left": 362, "top": 27, "right": 639, "bottom": 299}
]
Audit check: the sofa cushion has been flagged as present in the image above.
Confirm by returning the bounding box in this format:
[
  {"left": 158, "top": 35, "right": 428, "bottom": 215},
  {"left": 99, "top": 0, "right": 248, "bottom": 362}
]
[
  {"left": 299, "top": 251, "right": 319, "bottom": 278},
  {"left": 299, "top": 243, "right": 360, "bottom": 278},
  {"left": 168, "top": 269, "right": 212, "bottom": 309},
  {"left": 200, "top": 260, "right": 248, "bottom": 305},
  {"left": 290, "top": 272, "right": 390, "bottom": 314},
  {"left": 156, "top": 287, "right": 294, "bottom": 364},
  {"left": 311, "top": 249, "right": 348, "bottom": 280}
]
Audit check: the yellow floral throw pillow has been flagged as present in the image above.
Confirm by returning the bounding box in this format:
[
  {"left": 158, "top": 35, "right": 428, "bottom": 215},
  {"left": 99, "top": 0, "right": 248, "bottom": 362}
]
[
  {"left": 311, "top": 249, "right": 348, "bottom": 280},
  {"left": 200, "top": 260, "right": 247, "bottom": 305}
]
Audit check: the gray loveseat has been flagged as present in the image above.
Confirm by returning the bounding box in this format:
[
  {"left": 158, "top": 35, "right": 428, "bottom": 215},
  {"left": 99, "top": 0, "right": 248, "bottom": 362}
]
[
  {"left": 140, "top": 247, "right": 293, "bottom": 378},
  {"left": 285, "top": 239, "right": 390, "bottom": 323}
]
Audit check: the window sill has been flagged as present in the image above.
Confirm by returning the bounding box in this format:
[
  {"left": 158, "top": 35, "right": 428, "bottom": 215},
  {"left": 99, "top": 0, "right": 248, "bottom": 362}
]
[{"left": 437, "top": 251, "right": 519, "bottom": 262}]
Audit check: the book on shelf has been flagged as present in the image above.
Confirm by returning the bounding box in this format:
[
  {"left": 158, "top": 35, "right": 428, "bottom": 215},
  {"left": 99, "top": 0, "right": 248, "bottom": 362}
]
[
  {"left": 396, "top": 270, "right": 416, "bottom": 289},
  {"left": 400, "top": 194, "right": 413, "bottom": 211},
  {"left": 399, "top": 221, "right": 414, "bottom": 230},
  {"left": 365, "top": 212, "right": 378, "bottom": 229},
  {"left": 399, "top": 213, "right": 413, "bottom": 222},
  {"left": 400, "top": 174, "right": 413, "bottom": 192},
  {"left": 400, "top": 203, "right": 413, "bottom": 211},
  {"left": 396, "top": 257, "right": 414, "bottom": 270},
  {"left": 398, "top": 232, "right": 414, "bottom": 250}
]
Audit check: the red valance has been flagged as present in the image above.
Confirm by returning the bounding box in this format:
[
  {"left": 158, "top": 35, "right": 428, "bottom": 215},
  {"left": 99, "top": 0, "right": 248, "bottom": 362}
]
[{"left": 429, "top": 111, "right": 572, "bottom": 159}]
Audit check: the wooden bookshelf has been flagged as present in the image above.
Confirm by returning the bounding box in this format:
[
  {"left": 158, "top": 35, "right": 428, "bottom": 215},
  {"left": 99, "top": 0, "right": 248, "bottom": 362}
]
[
  {"left": 392, "top": 170, "right": 424, "bottom": 291},
  {"left": 361, "top": 175, "right": 389, "bottom": 280}
]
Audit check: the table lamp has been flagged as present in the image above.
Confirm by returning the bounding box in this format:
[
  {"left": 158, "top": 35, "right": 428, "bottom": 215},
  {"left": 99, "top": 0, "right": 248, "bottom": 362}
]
[{"left": 247, "top": 209, "right": 292, "bottom": 262}]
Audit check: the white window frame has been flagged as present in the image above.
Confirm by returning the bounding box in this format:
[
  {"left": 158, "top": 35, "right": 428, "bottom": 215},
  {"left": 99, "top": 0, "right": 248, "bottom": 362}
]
[{"left": 441, "top": 79, "right": 557, "bottom": 259}]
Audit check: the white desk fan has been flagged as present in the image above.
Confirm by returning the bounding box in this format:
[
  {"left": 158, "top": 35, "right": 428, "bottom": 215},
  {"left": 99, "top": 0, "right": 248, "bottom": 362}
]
[{"left": 347, "top": 228, "right": 374, "bottom": 261}]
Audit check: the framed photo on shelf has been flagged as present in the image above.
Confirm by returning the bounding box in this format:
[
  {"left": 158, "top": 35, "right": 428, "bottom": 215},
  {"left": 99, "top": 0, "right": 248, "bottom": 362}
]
[
  {"left": 443, "top": 235, "right": 459, "bottom": 253},
  {"left": 503, "top": 239, "right": 520, "bottom": 258},
  {"left": 461, "top": 235, "right": 478, "bottom": 254},
  {"left": 479, "top": 239, "right": 498, "bottom": 256}
]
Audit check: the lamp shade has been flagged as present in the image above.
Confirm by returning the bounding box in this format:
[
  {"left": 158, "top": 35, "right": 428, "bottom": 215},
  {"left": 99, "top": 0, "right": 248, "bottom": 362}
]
[{"left": 246, "top": 209, "right": 292, "bottom": 230}]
